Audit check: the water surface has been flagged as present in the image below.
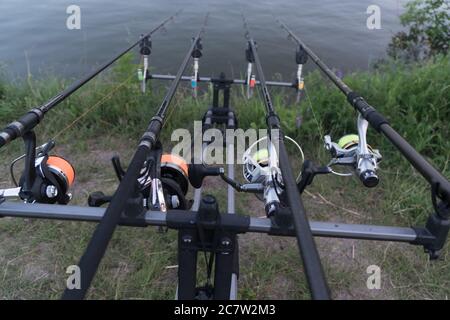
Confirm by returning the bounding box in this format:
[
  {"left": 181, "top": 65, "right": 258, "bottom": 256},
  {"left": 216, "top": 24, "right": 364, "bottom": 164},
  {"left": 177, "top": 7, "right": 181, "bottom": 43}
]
[{"left": 0, "top": 0, "right": 409, "bottom": 80}]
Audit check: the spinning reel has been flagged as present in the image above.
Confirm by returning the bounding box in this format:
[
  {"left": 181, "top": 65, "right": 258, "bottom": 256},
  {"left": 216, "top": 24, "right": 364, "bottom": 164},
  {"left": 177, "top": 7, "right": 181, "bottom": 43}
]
[
  {"left": 189, "top": 135, "right": 304, "bottom": 218},
  {"left": 242, "top": 137, "right": 286, "bottom": 215},
  {"left": 88, "top": 151, "right": 190, "bottom": 211},
  {"left": 324, "top": 115, "right": 382, "bottom": 187},
  {"left": 242, "top": 136, "right": 305, "bottom": 216},
  {"left": 1, "top": 140, "right": 75, "bottom": 204}
]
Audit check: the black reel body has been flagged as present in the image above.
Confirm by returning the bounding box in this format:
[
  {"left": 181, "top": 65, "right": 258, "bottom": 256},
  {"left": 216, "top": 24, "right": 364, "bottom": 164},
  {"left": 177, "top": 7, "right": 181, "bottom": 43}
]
[{"left": 19, "top": 155, "right": 75, "bottom": 204}]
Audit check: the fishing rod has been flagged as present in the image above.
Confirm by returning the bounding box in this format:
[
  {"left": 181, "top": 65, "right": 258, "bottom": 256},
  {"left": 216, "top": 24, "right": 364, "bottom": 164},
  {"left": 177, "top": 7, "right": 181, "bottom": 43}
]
[
  {"left": 277, "top": 20, "right": 450, "bottom": 204},
  {"left": 62, "top": 13, "right": 210, "bottom": 300},
  {"left": 241, "top": 14, "right": 330, "bottom": 300},
  {"left": 0, "top": 10, "right": 181, "bottom": 149},
  {"left": 277, "top": 20, "right": 449, "bottom": 260}
]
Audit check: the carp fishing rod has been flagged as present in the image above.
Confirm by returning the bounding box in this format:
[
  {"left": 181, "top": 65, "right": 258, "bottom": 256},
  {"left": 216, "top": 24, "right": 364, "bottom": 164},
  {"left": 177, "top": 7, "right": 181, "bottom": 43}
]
[
  {"left": 62, "top": 13, "right": 210, "bottom": 300},
  {"left": 277, "top": 20, "right": 450, "bottom": 204},
  {"left": 241, "top": 14, "right": 330, "bottom": 300},
  {"left": 276, "top": 20, "right": 450, "bottom": 258},
  {"left": 0, "top": 10, "right": 181, "bottom": 149}
]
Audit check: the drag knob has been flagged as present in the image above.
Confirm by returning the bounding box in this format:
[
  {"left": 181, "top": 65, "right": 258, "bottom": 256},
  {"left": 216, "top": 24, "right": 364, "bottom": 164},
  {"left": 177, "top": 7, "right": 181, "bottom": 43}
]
[{"left": 359, "top": 170, "right": 379, "bottom": 188}]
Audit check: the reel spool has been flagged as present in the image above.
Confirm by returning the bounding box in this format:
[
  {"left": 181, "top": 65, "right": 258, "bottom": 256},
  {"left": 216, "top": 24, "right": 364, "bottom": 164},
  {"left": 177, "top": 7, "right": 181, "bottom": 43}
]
[
  {"left": 44, "top": 156, "right": 76, "bottom": 191},
  {"left": 161, "top": 154, "right": 189, "bottom": 195},
  {"left": 338, "top": 134, "right": 359, "bottom": 150},
  {"left": 160, "top": 154, "right": 189, "bottom": 210},
  {"left": 337, "top": 134, "right": 376, "bottom": 153}
]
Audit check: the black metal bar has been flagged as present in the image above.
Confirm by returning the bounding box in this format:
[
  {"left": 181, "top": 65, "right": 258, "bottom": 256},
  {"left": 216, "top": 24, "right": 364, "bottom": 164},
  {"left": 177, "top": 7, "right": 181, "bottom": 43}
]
[
  {"left": 277, "top": 20, "right": 450, "bottom": 203},
  {"left": 0, "top": 11, "right": 181, "bottom": 149},
  {"left": 213, "top": 234, "right": 236, "bottom": 299},
  {"left": 0, "top": 201, "right": 426, "bottom": 243},
  {"left": 61, "top": 16, "right": 209, "bottom": 300},
  {"left": 242, "top": 14, "right": 330, "bottom": 300},
  {"left": 147, "top": 74, "right": 295, "bottom": 88},
  {"left": 20, "top": 131, "right": 37, "bottom": 201}
]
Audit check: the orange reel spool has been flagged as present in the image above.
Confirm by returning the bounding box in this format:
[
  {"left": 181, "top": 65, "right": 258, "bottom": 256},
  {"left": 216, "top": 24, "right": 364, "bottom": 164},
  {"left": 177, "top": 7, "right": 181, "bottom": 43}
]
[
  {"left": 160, "top": 154, "right": 189, "bottom": 195},
  {"left": 45, "top": 156, "right": 76, "bottom": 189}
]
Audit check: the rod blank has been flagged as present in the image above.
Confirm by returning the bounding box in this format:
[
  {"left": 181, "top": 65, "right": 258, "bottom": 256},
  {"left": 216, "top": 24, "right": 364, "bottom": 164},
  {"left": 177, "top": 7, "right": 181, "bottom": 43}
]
[{"left": 243, "top": 13, "right": 330, "bottom": 300}]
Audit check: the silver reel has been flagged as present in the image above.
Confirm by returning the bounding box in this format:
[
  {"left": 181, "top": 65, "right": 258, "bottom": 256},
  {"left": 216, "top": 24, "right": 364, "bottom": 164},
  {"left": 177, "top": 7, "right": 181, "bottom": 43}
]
[
  {"left": 242, "top": 136, "right": 304, "bottom": 215},
  {"left": 324, "top": 115, "right": 382, "bottom": 187}
]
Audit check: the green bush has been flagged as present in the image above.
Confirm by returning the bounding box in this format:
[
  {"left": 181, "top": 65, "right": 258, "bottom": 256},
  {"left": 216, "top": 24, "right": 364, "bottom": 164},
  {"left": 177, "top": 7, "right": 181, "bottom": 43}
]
[
  {"left": 388, "top": 0, "right": 450, "bottom": 61},
  {"left": 297, "top": 55, "right": 449, "bottom": 166},
  {"left": 0, "top": 54, "right": 448, "bottom": 164}
]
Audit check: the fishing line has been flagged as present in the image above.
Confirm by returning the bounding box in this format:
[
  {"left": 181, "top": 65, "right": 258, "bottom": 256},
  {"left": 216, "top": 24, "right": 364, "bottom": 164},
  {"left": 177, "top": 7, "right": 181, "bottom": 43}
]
[
  {"left": 304, "top": 85, "right": 353, "bottom": 177},
  {"left": 52, "top": 72, "right": 136, "bottom": 140},
  {"left": 303, "top": 85, "right": 324, "bottom": 140}
]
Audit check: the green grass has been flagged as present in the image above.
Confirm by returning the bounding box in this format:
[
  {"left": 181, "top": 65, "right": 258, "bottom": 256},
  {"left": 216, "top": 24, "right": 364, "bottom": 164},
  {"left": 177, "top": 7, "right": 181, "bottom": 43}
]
[{"left": 0, "top": 54, "right": 449, "bottom": 299}]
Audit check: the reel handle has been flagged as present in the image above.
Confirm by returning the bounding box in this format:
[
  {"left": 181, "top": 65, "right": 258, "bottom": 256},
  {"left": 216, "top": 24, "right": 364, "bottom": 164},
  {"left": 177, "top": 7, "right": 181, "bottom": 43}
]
[
  {"left": 188, "top": 164, "right": 223, "bottom": 189},
  {"left": 88, "top": 191, "right": 113, "bottom": 207}
]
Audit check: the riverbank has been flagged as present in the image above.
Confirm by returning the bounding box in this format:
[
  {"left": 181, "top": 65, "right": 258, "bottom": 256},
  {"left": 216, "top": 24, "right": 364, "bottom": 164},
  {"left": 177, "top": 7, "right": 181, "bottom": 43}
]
[{"left": 0, "top": 55, "right": 449, "bottom": 299}]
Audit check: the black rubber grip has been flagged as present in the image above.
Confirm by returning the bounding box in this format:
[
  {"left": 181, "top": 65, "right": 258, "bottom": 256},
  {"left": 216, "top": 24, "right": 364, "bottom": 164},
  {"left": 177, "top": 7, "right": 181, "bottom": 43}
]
[
  {"left": 0, "top": 109, "right": 43, "bottom": 148},
  {"left": 347, "top": 92, "right": 389, "bottom": 132},
  {"left": 143, "top": 118, "right": 162, "bottom": 142}
]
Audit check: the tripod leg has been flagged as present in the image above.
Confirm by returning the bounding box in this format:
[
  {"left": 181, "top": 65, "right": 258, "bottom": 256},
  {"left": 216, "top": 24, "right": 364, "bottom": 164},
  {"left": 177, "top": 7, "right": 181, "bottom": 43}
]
[
  {"left": 213, "top": 234, "right": 236, "bottom": 300},
  {"left": 177, "top": 230, "right": 198, "bottom": 299}
]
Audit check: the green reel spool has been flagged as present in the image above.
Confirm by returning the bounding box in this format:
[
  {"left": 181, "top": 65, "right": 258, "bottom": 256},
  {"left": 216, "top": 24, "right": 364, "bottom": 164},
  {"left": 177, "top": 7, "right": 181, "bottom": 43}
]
[{"left": 337, "top": 134, "right": 359, "bottom": 150}]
